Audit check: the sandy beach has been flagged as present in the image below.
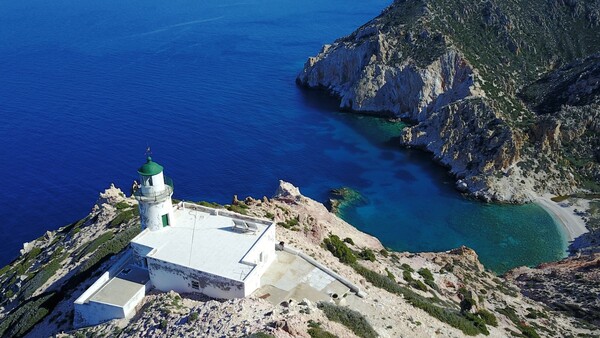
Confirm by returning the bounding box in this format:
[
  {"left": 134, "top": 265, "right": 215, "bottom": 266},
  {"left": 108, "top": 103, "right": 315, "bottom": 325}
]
[{"left": 536, "top": 194, "right": 589, "bottom": 242}]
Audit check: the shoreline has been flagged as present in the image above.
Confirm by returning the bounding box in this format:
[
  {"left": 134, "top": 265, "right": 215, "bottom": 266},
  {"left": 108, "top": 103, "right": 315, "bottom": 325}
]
[{"left": 535, "top": 195, "right": 589, "bottom": 244}]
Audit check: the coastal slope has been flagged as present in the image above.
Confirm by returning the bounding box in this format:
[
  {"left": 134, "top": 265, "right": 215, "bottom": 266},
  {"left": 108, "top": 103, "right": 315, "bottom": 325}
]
[
  {"left": 297, "top": 0, "right": 600, "bottom": 202},
  {"left": 1, "top": 183, "right": 598, "bottom": 337}
]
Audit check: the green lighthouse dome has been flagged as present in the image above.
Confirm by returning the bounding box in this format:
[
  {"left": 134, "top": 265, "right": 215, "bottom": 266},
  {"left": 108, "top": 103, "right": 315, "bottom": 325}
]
[{"left": 138, "top": 156, "right": 164, "bottom": 176}]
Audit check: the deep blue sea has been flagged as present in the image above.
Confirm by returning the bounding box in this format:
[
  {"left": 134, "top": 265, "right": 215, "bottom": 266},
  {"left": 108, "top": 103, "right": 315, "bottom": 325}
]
[{"left": 0, "top": 0, "right": 567, "bottom": 273}]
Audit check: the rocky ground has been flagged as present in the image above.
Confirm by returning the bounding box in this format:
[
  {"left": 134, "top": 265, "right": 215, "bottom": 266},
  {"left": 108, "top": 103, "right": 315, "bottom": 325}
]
[
  {"left": 507, "top": 254, "right": 600, "bottom": 328},
  {"left": 23, "top": 181, "right": 595, "bottom": 338},
  {"left": 297, "top": 0, "right": 600, "bottom": 202}
]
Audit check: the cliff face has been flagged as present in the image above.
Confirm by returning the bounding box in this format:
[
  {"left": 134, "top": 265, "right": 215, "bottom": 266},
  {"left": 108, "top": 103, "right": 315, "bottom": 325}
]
[{"left": 297, "top": 0, "right": 600, "bottom": 202}]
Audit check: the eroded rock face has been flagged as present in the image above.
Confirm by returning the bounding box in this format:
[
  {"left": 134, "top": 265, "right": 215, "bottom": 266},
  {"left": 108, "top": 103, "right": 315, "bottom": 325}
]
[{"left": 297, "top": 0, "right": 600, "bottom": 202}]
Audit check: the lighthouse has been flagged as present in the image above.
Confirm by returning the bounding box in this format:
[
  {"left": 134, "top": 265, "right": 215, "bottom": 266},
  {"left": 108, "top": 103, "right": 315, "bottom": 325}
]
[{"left": 134, "top": 156, "right": 174, "bottom": 231}]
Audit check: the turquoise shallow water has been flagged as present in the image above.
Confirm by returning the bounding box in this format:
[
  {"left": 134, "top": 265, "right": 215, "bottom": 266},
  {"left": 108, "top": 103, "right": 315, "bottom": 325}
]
[{"left": 0, "top": 0, "right": 567, "bottom": 273}]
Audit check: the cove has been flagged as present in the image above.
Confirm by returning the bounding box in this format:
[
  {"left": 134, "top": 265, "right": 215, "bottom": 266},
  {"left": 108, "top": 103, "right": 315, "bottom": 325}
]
[{"left": 0, "top": 0, "right": 566, "bottom": 273}]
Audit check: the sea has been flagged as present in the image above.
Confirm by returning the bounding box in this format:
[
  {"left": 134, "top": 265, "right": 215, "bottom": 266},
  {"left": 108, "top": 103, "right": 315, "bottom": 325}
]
[{"left": 0, "top": 0, "right": 567, "bottom": 273}]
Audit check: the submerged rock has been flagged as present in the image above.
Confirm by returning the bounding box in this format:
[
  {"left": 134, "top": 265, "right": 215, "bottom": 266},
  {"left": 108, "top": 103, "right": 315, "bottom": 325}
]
[{"left": 326, "top": 187, "right": 367, "bottom": 215}]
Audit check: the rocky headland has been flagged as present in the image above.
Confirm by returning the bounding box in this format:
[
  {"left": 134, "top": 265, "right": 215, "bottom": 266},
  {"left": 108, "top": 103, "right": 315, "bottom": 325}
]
[
  {"left": 297, "top": 0, "right": 600, "bottom": 203},
  {"left": 1, "top": 182, "right": 599, "bottom": 337}
]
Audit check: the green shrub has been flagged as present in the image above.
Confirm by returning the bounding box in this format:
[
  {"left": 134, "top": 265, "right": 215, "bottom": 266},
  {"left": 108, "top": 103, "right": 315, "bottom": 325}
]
[
  {"left": 75, "top": 231, "right": 114, "bottom": 261},
  {"left": 323, "top": 235, "right": 357, "bottom": 264},
  {"left": 159, "top": 319, "right": 168, "bottom": 330},
  {"left": 197, "top": 201, "right": 223, "bottom": 208},
  {"left": 411, "top": 279, "right": 428, "bottom": 292},
  {"left": 264, "top": 212, "right": 275, "bottom": 220},
  {"left": 226, "top": 203, "right": 249, "bottom": 215},
  {"left": 418, "top": 268, "right": 434, "bottom": 281},
  {"left": 403, "top": 270, "right": 413, "bottom": 282},
  {"left": 110, "top": 208, "right": 138, "bottom": 227},
  {"left": 401, "top": 263, "right": 414, "bottom": 272},
  {"left": 0, "top": 293, "right": 55, "bottom": 337},
  {"left": 189, "top": 312, "right": 199, "bottom": 322},
  {"left": 358, "top": 248, "right": 376, "bottom": 262},
  {"left": 460, "top": 297, "right": 476, "bottom": 314},
  {"left": 385, "top": 268, "right": 395, "bottom": 281},
  {"left": 245, "top": 333, "right": 276, "bottom": 338},
  {"left": 463, "top": 313, "right": 490, "bottom": 335},
  {"left": 343, "top": 237, "right": 355, "bottom": 245},
  {"left": 21, "top": 252, "right": 67, "bottom": 298},
  {"left": 379, "top": 249, "right": 389, "bottom": 257},
  {"left": 277, "top": 217, "right": 299, "bottom": 229},
  {"left": 308, "top": 327, "right": 337, "bottom": 338},
  {"left": 477, "top": 309, "right": 498, "bottom": 327},
  {"left": 318, "top": 302, "right": 378, "bottom": 338},
  {"left": 114, "top": 201, "right": 130, "bottom": 210}
]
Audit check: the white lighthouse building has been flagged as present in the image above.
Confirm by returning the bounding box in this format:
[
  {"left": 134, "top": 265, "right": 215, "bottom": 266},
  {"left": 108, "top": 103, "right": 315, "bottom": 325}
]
[
  {"left": 74, "top": 156, "right": 276, "bottom": 327},
  {"left": 134, "top": 157, "right": 174, "bottom": 231}
]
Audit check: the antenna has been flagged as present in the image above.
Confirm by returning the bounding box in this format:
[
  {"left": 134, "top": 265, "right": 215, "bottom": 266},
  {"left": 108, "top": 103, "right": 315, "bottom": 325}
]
[{"left": 145, "top": 146, "right": 152, "bottom": 157}]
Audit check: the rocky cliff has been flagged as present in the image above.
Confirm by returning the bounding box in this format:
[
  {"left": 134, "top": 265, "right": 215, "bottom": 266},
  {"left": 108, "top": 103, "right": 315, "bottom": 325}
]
[
  {"left": 297, "top": 0, "right": 600, "bottom": 202},
  {"left": 2, "top": 183, "right": 599, "bottom": 337}
]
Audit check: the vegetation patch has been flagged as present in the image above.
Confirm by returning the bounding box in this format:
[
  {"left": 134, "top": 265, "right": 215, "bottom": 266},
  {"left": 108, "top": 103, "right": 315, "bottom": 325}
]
[
  {"left": 245, "top": 333, "right": 276, "bottom": 338},
  {"left": 226, "top": 202, "right": 249, "bottom": 215},
  {"left": 277, "top": 217, "right": 300, "bottom": 229},
  {"left": 0, "top": 292, "right": 55, "bottom": 337},
  {"left": 317, "top": 302, "right": 378, "bottom": 338},
  {"left": 80, "top": 225, "right": 141, "bottom": 272},
  {"left": 196, "top": 201, "right": 223, "bottom": 208},
  {"left": 307, "top": 321, "right": 337, "bottom": 338},
  {"left": 477, "top": 309, "right": 498, "bottom": 327},
  {"left": 358, "top": 248, "right": 376, "bottom": 262},
  {"left": 75, "top": 231, "right": 114, "bottom": 261},
  {"left": 351, "top": 263, "right": 490, "bottom": 336},
  {"left": 418, "top": 268, "right": 437, "bottom": 290},
  {"left": 110, "top": 208, "right": 139, "bottom": 228},
  {"left": 323, "top": 235, "right": 357, "bottom": 264}
]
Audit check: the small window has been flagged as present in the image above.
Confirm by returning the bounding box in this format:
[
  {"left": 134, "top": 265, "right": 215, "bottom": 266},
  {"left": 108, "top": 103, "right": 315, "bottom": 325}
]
[
  {"left": 259, "top": 252, "right": 264, "bottom": 263},
  {"left": 142, "top": 176, "right": 153, "bottom": 186},
  {"left": 191, "top": 280, "right": 199, "bottom": 290}
]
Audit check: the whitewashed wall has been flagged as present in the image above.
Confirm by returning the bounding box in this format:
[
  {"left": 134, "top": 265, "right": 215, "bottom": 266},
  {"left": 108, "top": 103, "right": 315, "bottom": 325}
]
[
  {"left": 241, "top": 224, "right": 276, "bottom": 296},
  {"left": 148, "top": 258, "right": 246, "bottom": 299}
]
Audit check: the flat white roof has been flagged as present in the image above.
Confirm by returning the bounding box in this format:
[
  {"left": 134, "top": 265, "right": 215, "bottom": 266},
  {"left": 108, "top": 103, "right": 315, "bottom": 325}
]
[
  {"left": 131, "top": 204, "right": 273, "bottom": 281},
  {"left": 89, "top": 266, "right": 149, "bottom": 307}
]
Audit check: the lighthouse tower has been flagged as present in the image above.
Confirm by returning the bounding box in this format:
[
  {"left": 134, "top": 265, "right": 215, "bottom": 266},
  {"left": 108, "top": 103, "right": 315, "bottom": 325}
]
[{"left": 134, "top": 156, "right": 175, "bottom": 231}]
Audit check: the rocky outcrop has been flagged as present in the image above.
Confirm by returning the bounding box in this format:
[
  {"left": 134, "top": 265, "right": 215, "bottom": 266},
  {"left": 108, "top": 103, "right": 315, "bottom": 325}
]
[
  {"left": 507, "top": 254, "right": 600, "bottom": 326},
  {"left": 297, "top": 0, "right": 600, "bottom": 202}
]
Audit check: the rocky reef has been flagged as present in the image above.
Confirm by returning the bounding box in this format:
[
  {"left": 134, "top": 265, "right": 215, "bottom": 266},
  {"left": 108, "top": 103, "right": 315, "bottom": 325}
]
[{"left": 297, "top": 0, "right": 600, "bottom": 202}]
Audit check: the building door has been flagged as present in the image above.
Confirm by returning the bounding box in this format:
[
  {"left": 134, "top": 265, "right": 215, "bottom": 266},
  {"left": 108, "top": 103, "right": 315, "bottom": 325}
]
[{"left": 162, "top": 214, "right": 169, "bottom": 227}]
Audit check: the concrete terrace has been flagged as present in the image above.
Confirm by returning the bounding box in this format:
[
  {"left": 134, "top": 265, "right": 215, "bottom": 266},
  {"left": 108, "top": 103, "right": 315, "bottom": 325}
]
[
  {"left": 131, "top": 203, "right": 273, "bottom": 282},
  {"left": 254, "top": 251, "right": 350, "bottom": 305}
]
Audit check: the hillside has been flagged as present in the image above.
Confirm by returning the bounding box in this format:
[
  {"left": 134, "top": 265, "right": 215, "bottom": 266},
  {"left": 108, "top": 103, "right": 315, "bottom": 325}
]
[
  {"left": 1, "top": 183, "right": 598, "bottom": 337},
  {"left": 297, "top": 0, "right": 600, "bottom": 202}
]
